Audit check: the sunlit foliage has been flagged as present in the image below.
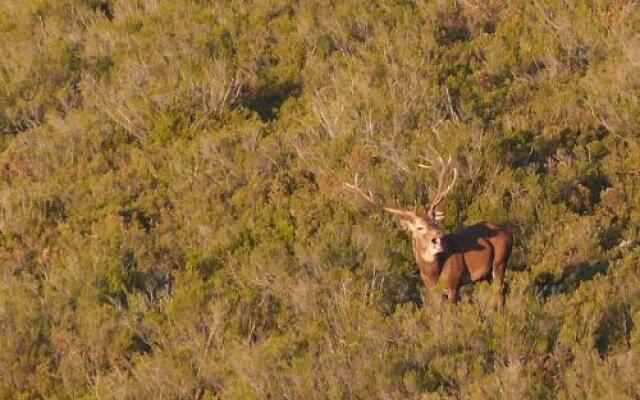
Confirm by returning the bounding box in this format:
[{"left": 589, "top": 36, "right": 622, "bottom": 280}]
[{"left": 1, "top": 0, "right": 639, "bottom": 398}]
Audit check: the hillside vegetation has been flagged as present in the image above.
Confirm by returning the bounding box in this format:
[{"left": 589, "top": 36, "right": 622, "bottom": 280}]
[{"left": 1, "top": 1, "right": 640, "bottom": 399}]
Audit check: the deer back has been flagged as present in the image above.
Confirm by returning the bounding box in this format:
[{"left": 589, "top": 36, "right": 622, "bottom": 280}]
[{"left": 441, "top": 221, "right": 512, "bottom": 284}]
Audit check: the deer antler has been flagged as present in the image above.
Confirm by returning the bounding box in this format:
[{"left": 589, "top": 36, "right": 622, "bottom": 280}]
[
  {"left": 343, "top": 173, "right": 377, "bottom": 205},
  {"left": 418, "top": 149, "right": 458, "bottom": 221},
  {"left": 343, "top": 174, "right": 413, "bottom": 218}
]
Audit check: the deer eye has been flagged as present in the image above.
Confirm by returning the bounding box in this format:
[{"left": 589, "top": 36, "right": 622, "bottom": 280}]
[{"left": 416, "top": 226, "right": 425, "bottom": 231}]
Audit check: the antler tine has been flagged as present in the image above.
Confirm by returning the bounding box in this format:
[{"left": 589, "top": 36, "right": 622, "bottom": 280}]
[
  {"left": 343, "top": 173, "right": 378, "bottom": 206},
  {"left": 343, "top": 173, "right": 414, "bottom": 218},
  {"left": 428, "top": 157, "right": 458, "bottom": 218},
  {"left": 420, "top": 148, "right": 458, "bottom": 219},
  {"left": 418, "top": 143, "right": 445, "bottom": 169}
]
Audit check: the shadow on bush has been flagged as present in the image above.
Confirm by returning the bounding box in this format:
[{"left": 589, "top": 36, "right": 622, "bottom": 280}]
[
  {"left": 242, "top": 80, "right": 301, "bottom": 121},
  {"left": 594, "top": 302, "right": 633, "bottom": 358},
  {"left": 533, "top": 260, "right": 609, "bottom": 299},
  {"left": 401, "top": 361, "right": 458, "bottom": 395}
]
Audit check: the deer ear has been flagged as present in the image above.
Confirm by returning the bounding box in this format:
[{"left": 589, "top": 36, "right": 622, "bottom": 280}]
[
  {"left": 399, "top": 219, "right": 413, "bottom": 231},
  {"left": 433, "top": 211, "right": 445, "bottom": 222}
]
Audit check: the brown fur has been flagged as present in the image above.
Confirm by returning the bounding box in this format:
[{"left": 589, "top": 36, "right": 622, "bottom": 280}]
[
  {"left": 343, "top": 161, "right": 512, "bottom": 305},
  {"left": 413, "top": 221, "right": 513, "bottom": 304}
]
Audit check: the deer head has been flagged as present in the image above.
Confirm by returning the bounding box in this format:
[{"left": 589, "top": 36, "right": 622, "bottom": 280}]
[{"left": 344, "top": 151, "right": 458, "bottom": 262}]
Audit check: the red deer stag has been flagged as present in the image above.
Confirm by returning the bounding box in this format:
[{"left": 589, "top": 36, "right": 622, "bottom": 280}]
[{"left": 344, "top": 152, "right": 512, "bottom": 305}]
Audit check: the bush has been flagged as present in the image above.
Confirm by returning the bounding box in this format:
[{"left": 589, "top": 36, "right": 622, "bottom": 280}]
[{"left": 1, "top": 1, "right": 639, "bottom": 398}]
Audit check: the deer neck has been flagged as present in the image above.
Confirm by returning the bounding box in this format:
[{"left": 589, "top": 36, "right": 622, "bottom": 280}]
[{"left": 412, "top": 239, "right": 443, "bottom": 287}]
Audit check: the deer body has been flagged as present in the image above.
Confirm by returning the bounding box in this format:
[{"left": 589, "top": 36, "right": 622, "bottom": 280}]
[
  {"left": 344, "top": 150, "right": 513, "bottom": 305},
  {"left": 412, "top": 221, "right": 512, "bottom": 303}
]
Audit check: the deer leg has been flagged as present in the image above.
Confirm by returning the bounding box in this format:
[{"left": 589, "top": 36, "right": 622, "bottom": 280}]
[
  {"left": 492, "top": 263, "right": 505, "bottom": 309},
  {"left": 444, "top": 287, "right": 459, "bottom": 303}
]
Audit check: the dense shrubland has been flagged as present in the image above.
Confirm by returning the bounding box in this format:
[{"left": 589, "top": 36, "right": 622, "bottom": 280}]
[{"left": 1, "top": 1, "right": 639, "bottom": 398}]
